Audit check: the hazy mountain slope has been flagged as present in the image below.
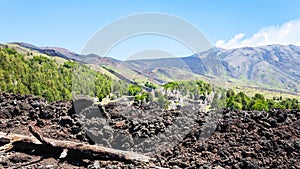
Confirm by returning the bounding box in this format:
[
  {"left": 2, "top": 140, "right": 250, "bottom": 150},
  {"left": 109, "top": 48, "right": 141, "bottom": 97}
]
[
  {"left": 124, "top": 45, "right": 300, "bottom": 92},
  {"left": 10, "top": 42, "right": 124, "bottom": 68},
  {"left": 214, "top": 45, "right": 300, "bottom": 91},
  {"left": 9, "top": 42, "right": 83, "bottom": 61}
]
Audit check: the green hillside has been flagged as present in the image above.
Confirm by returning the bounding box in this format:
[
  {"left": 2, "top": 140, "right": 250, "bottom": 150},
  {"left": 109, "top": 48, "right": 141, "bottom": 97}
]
[{"left": 0, "top": 47, "right": 112, "bottom": 102}]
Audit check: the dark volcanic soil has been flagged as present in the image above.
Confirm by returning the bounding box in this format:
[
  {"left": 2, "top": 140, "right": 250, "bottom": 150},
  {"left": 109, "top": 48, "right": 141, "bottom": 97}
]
[{"left": 0, "top": 92, "right": 299, "bottom": 168}]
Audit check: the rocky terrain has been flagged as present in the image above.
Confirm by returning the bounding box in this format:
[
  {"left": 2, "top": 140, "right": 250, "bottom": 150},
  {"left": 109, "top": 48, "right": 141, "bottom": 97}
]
[{"left": 0, "top": 92, "right": 299, "bottom": 168}]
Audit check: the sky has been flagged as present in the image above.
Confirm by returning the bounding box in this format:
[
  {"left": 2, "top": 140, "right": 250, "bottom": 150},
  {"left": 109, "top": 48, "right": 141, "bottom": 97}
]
[{"left": 2, "top": 0, "right": 300, "bottom": 60}]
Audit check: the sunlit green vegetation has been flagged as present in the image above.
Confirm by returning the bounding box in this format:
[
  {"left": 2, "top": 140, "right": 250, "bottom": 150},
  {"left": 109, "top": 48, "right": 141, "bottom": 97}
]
[
  {"left": 145, "top": 81, "right": 157, "bottom": 89},
  {"left": 0, "top": 47, "right": 112, "bottom": 102},
  {"left": 225, "top": 90, "right": 300, "bottom": 111},
  {"left": 163, "top": 80, "right": 212, "bottom": 98}
]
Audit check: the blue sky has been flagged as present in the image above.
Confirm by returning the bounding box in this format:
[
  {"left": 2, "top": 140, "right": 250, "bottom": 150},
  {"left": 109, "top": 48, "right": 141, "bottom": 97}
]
[{"left": 2, "top": 0, "right": 300, "bottom": 59}]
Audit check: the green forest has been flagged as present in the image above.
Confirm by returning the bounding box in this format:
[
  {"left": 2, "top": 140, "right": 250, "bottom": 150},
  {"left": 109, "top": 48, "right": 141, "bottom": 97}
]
[
  {"left": 223, "top": 89, "right": 300, "bottom": 111},
  {"left": 0, "top": 47, "right": 112, "bottom": 102}
]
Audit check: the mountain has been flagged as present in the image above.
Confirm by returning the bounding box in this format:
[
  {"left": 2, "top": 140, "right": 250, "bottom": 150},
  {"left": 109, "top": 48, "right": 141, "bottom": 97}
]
[
  {"left": 197, "top": 45, "right": 300, "bottom": 92},
  {"left": 5, "top": 42, "right": 300, "bottom": 94},
  {"left": 215, "top": 45, "right": 300, "bottom": 91},
  {"left": 121, "top": 45, "right": 300, "bottom": 93}
]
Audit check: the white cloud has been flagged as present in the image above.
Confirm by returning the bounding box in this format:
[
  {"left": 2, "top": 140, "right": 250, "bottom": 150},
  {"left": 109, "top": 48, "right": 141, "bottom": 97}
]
[{"left": 216, "top": 19, "right": 300, "bottom": 49}]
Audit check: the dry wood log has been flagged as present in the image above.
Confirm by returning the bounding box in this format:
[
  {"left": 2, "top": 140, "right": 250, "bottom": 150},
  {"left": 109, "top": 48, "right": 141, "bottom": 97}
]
[{"left": 0, "top": 128, "right": 153, "bottom": 163}]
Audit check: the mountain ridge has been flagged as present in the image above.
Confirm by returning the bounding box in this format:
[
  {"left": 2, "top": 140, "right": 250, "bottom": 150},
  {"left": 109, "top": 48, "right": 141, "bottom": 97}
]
[{"left": 3, "top": 42, "right": 300, "bottom": 94}]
